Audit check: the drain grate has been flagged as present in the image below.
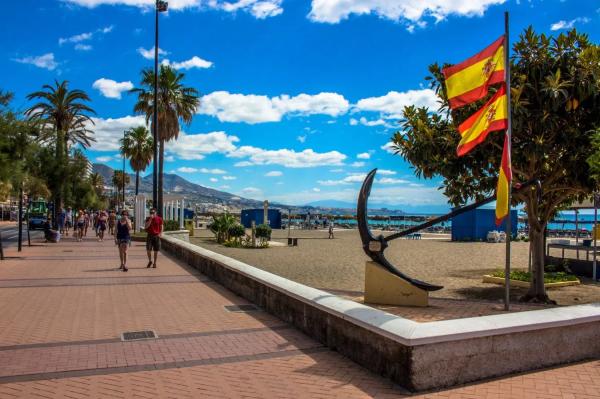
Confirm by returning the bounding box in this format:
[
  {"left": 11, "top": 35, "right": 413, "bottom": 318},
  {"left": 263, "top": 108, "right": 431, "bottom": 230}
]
[
  {"left": 121, "top": 330, "right": 158, "bottom": 341},
  {"left": 224, "top": 304, "right": 260, "bottom": 313}
]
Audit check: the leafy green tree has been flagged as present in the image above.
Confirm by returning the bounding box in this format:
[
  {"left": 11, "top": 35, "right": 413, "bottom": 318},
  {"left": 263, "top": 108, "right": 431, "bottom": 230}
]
[
  {"left": 88, "top": 172, "right": 105, "bottom": 198},
  {"left": 112, "top": 170, "right": 130, "bottom": 207},
  {"left": 25, "top": 81, "right": 95, "bottom": 212},
  {"left": 391, "top": 28, "right": 600, "bottom": 302},
  {"left": 120, "top": 126, "right": 153, "bottom": 195},
  {"left": 130, "top": 65, "right": 200, "bottom": 213},
  {"left": 209, "top": 213, "right": 236, "bottom": 243}
]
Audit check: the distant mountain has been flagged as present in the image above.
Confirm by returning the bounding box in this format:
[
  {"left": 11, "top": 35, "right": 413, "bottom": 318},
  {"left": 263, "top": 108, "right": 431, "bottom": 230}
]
[{"left": 91, "top": 163, "right": 267, "bottom": 209}]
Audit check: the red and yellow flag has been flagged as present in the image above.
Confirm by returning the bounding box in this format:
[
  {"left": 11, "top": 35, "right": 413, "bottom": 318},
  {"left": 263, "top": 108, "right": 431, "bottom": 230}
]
[
  {"left": 495, "top": 134, "right": 512, "bottom": 225},
  {"left": 443, "top": 36, "right": 505, "bottom": 109},
  {"left": 456, "top": 85, "right": 508, "bottom": 156}
]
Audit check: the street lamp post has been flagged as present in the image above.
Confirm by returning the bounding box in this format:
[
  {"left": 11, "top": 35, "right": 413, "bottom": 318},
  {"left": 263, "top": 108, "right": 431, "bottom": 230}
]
[
  {"left": 153, "top": 0, "right": 168, "bottom": 215},
  {"left": 122, "top": 130, "right": 126, "bottom": 211}
]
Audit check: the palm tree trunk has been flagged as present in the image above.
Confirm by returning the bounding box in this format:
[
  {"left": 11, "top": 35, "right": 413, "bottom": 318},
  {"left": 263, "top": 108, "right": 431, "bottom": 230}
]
[
  {"left": 158, "top": 139, "right": 164, "bottom": 217},
  {"left": 135, "top": 171, "right": 140, "bottom": 196}
]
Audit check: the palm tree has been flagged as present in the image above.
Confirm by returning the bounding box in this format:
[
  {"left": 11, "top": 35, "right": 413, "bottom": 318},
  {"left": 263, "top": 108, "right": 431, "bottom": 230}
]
[
  {"left": 89, "top": 172, "right": 105, "bottom": 198},
  {"left": 112, "top": 170, "right": 130, "bottom": 208},
  {"left": 25, "top": 80, "right": 95, "bottom": 211},
  {"left": 120, "top": 126, "right": 153, "bottom": 195},
  {"left": 130, "top": 65, "right": 199, "bottom": 214}
]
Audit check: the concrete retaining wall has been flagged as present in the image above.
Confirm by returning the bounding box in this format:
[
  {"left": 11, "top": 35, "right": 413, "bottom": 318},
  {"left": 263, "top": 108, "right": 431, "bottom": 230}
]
[{"left": 161, "top": 235, "right": 600, "bottom": 392}]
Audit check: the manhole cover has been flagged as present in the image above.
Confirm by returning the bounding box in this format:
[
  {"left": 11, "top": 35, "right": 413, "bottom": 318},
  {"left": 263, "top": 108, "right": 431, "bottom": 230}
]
[
  {"left": 121, "top": 330, "right": 158, "bottom": 341},
  {"left": 224, "top": 304, "right": 260, "bottom": 312}
]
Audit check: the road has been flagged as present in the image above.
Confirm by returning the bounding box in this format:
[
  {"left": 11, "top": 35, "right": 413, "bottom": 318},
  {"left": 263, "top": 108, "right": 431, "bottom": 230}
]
[{"left": 0, "top": 223, "right": 44, "bottom": 249}]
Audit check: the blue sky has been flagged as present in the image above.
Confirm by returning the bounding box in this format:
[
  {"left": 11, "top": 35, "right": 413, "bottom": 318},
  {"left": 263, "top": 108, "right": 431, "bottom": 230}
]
[{"left": 2, "top": 0, "right": 599, "bottom": 212}]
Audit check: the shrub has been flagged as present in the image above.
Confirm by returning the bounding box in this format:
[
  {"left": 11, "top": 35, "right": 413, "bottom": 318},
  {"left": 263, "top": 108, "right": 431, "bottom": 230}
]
[
  {"left": 209, "top": 213, "right": 237, "bottom": 243},
  {"left": 228, "top": 224, "right": 245, "bottom": 243},
  {"left": 255, "top": 224, "right": 271, "bottom": 239},
  {"left": 163, "top": 220, "right": 180, "bottom": 231},
  {"left": 491, "top": 269, "right": 578, "bottom": 283}
]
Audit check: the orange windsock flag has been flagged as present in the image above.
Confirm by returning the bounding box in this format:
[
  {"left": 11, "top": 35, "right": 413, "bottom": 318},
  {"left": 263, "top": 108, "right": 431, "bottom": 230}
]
[
  {"left": 443, "top": 36, "right": 505, "bottom": 109},
  {"left": 456, "top": 85, "right": 508, "bottom": 156},
  {"left": 495, "top": 134, "right": 512, "bottom": 226}
]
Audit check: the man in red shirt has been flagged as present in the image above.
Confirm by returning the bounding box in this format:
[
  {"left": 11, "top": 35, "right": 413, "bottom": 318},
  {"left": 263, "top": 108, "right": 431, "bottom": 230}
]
[{"left": 144, "top": 208, "right": 163, "bottom": 268}]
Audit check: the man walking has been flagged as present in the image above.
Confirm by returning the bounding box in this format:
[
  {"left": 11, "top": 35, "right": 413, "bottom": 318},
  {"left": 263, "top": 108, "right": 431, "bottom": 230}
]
[{"left": 145, "top": 208, "right": 163, "bottom": 268}]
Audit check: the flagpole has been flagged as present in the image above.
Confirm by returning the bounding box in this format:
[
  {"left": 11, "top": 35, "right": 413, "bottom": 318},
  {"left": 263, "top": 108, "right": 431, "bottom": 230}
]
[{"left": 504, "top": 11, "right": 513, "bottom": 311}]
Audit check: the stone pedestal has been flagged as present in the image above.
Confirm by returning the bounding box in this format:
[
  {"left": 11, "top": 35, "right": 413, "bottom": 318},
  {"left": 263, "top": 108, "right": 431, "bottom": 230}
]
[{"left": 364, "top": 261, "right": 428, "bottom": 307}]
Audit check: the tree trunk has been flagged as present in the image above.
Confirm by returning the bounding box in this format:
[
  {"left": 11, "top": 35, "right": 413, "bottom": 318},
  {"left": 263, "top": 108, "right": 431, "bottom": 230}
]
[
  {"left": 157, "top": 140, "right": 164, "bottom": 217},
  {"left": 135, "top": 171, "right": 140, "bottom": 196},
  {"left": 522, "top": 222, "right": 555, "bottom": 303},
  {"left": 54, "top": 130, "right": 65, "bottom": 224}
]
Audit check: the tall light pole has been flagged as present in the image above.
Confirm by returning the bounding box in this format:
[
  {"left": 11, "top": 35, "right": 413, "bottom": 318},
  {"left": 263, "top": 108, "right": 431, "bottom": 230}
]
[
  {"left": 153, "top": 0, "right": 168, "bottom": 214},
  {"left": 122, "top": 130, "right": 126, "bottom": 211}
]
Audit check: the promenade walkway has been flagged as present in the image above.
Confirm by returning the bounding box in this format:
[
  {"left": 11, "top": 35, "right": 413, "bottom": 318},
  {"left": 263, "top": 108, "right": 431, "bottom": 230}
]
[{"left": 0, "top": 236, "right": 599, "bottom": 398}]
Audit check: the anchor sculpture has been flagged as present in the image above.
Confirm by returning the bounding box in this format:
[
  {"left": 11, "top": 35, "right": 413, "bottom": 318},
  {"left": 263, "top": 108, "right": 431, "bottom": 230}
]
[{"left": 357, "top": 168, "right": 541, "bottom": 292}]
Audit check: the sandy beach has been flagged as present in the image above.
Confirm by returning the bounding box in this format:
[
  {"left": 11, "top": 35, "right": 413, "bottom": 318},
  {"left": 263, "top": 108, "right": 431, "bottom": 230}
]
[{"left": 190, "top": 228, "right": 600, "bottom": 306}]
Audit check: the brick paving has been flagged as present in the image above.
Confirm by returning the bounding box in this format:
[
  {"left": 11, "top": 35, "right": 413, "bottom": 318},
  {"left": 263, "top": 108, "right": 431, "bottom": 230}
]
[{"left": 0, "top": 235, "right": 599, "bottom": 398}]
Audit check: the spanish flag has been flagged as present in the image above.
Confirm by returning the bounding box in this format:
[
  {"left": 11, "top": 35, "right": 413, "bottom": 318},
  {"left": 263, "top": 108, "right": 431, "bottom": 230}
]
[
  {"left": 443, "top": 36, "right": 505, "bottom": 109},
  {"left": 495, "top": 134, "right": 512, "bottom": 225},
  {"left": 456, "top": 85, "right": 508, "bottom": 156}
]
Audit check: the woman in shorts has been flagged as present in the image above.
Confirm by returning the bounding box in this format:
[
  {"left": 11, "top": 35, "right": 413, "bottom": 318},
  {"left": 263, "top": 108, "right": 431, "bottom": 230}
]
[
  {"left": 116, "top": 210, "right": 132, "bottom": 271},
  {"left": 76, "top": 210, "right": 85, "bottom": 242},
  {"left": 97, "top": 210, "right": 108, "bottom": 242}
]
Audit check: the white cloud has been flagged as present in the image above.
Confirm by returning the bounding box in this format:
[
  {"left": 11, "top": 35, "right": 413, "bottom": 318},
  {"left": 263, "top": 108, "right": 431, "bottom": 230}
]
[
  {"left": 63, "top": 0, "right": 283, "bottom": 18},
  {"left": 88, "top": 115, "right": 147, "bottom": 151},
  {"left": 265, "top": 171, "right": 283, "bottom": 177},
  {"left": 220, "top": 0, "right": 283, "bottom": 18},
  {"left": 550, "top": 17, "right": 590, "bottom": 31},
  {"left": 228, "top": 146, "right": 347, "bottom": 168},
  {"left": 357, "top": 152, "right": 370, "bottom": 159},
  {"left": 318, "top": 173, "right": 408, "bottom": 186},
  {"left": 312, "top": 187, "right": 321, "bottom": 192},
  {"left": 162, "top": 56, "right": 213, "bottom": 70},
  {"left": 351, "top": 161, "right": 365, "bottom": 167},
  {"left": 271, "top": 185, "right": 446, "bottom": 207},
  {"left": 355, "top": 89, "right": 438, "bottom": 119},
  {"left": 351, "top": 116, "right": 398, "bottom": 128},
  {"left": 74, "top": 44, "right": 93, "bottom": 51},
  {"left": 318, "top": 173, "right": 367, "bottom": 186},
  {"left": 89, "top": 117, "right": 238, "bottom": 161},
  {"left": 176, "top": 167, "right": 227, "bottom": 174},
  {"left": 329, "top": 168, "right": 344, "bottom": 173},
  {"left": 59, "top": 31, "right": 93, "bottom": 45},
  {"left": 234, "top": 161, "right": 254, "bottom": 167},
  {"left": 377, "top": 169, "right": 396, "bottom": 175},
  {"left": 59, "top": 25, "right": 113, "bottom": 46},
  {"left": 220, "top": 185, "right": 231, "bottom": 189},
  {"left": 13, "top": 53, "right": 58, "bottom": 71},
  {"left": 95, "top": 155, "right": 119, "bottom": 163},
  {"left": 92, "top": 78, "right": 134, "bottom": 99},
  {"left": 166, "top": 131, "right": 239, "bottom": 160},
  {"left": 177, "top": 167, "right": 198, "bottom": 173},
  {"left": 223, "top": 175, "right": 237, "bottom": 180},
  {"left": 241, "top": 187, "right": 263, "bottom": 199},
  {"left": 297, "top": 135, "right": 307, "bottom": 143},
  {"left": 198, "top": 91, "right": 350, "bottom": 124},
  {"left": 137, "top": 46, "right": 168, "bottom": 60},
  {"left": 381, "top": 142, "right": 397, "bottom": 154},
  {"left": 378, "top": 177, "right": 409, "bottom": 185},
  {"left": 308, "top": 0, "right": 505, "bottom": 27},
  {"left": 210, "top": 177, "right": 218, "bottom": 182}
]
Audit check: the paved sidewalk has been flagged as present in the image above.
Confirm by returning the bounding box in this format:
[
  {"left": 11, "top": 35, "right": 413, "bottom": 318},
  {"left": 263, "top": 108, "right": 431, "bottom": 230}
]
[{"left": 0, "top": 235, "right": 599, "bottom": 398}]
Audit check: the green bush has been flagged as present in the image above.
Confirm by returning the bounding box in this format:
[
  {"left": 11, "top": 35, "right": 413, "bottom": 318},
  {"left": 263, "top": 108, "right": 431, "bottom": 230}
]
[
  {"left": 491, "top": 269, "right": 578, "bottom": 283},
  {"left": 255, "top": 224, "right": 272, "bottom": 239},
  {"left": 228, "top": 223, "right": 245, "bottom": 239},
  {"left": 209, "top": 213, "right": 237, "bottom": 243},
  {"left": 163, "top": 220, "right": 180, "bottom": 231}
]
